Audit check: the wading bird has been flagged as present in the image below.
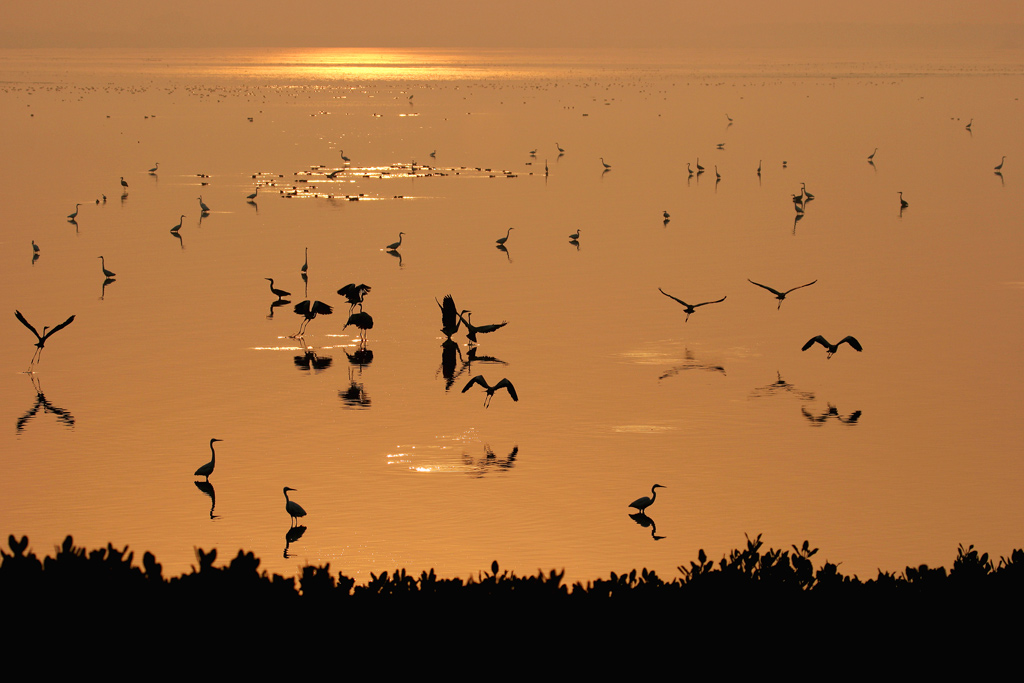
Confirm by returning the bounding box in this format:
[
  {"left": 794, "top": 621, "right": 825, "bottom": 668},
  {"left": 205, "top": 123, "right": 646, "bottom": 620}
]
[
  {"left": 662, "top": 211, "right": 670, "bottom": 221},
  {"left": 496, "top": 227, "right": 514, "bottom": 246},
  {"left": 344, "top": 311, "right": 374, "bottom": 339},
  {"left": 300, "top": 247, "right": 307, "bottom": 277},
  {"left": 801, "top": 183, "right": 815, "bottom": 200},
  {"left": 98, "top": 256, "right": 116, "bottom": 278},
  {"left": 15, "top": 310, "right": 76, "bottom": 369},
  {"left": 338, "top": 283, "right": 371, "bottom": 312},
  {"left": 171, "top": 215, "right": 185, "bottom": 232},
  {"left": 283, "top": 487, "right": 306, "bottom": 526},
  {"left": 198, "top": 196, "right": 210, "bottom": 212},
  {"left": 757, "top": 160, "right": 762, "bottom": 175},
  {"left": 68, "top": 204, "right": 81, "bottom": 221},
  {"left": 194, "top": 438, "right": 223, "bottom": 482},
  {"left": 246, "top": 187, "right": 259, "bottom": 202},
  {"left": 696, "top": 158, "right": 705, "bottom": 173},
  {"left": 556, "top": 142, "right": 565, "bottom": 154},
  {"left": 965, "top": 118, "right": 973, "bottom": 131},
  {"left": 266, "top": 278, "right": 290, "bottom": 300},
  {"left": 658, "top": 288, "right": 727, "bottom": 322},
  {"left": 458, "top": 311, "right": 508, "bottom": 343},
  {"left": 629, "top": 484, "right": 666, "bottom": 514},
  {"left": 802, "top": 335, "right": 863, "bottom": 358},
  {"left": 899, "top": 191, "right": 908, "bottom": 209},
  {"left": 867, "top": 148, "right": 878, "bottom": 161},
  {"left": 120, "top": 176, "right": 129, "bottom": 191},
  {"left": 293, "top": 299, "right": 333, "bottom": 335},
  {"left": 32, "top": 240, "right": 40, "bottom": 253},
  {"left": 340, "top": 150, "right": 350, "bottom": 162},
  {"left": 437, "top": 295, "right": 462, "bottom": 340},
  {"left": 462, "top": 375, "right": 518, "bottom": 407},
  {"left": 747, "top": 279, "right": 817, "bottom": 309},
  {"left": 148, "top": 162, "right": 159, "bottom": 174},
  {"left": 569, "top": 228, "right": 582, "bottom": 241},
  {"left": 995, "top": 156, "right": 1006, "bottom": 172},
  {"left": 600, "top": 157, "right": 611, "bottom": 170},
  {"left": 386, "top": 232, "right": 404, "bottom": 251}
]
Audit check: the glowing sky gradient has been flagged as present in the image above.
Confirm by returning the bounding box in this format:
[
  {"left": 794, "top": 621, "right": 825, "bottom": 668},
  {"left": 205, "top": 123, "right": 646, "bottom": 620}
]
[{"left": 3, "top": 1, "right": 1021, "bottom": 49}]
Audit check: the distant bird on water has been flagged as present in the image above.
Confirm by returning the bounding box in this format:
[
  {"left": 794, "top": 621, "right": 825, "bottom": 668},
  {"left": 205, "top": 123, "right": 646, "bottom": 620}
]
[
  {"left": 68, "top": 204, "right": 81, "bottom": 221},
  {"left": 899, "top": 191, "right": 908, "bottom": 209},
  {"left": 283, "top": 487, "right": 307, "bottom": 526},
  {"left": 194, "top": 438, "right": 223, "bottom": 482},
  {"left": 658, "top": 288, "right": 727, "bottom": 322},
  {"left": 198, "top": 196, "right": 211, "bottom": 213},
  {"left": 15, "top": 310, "right": 76, "bottom": 369},
  {"left": 965, "top": 118, "right": 973, "bottom": 131},
  {"left": 462, "top": 375, "right": 518, "bottom": 407},
  {"left": 800, "top": 183, "right": 815, "bottom": 200},
  {"left": 802, "top": 335, "right": 863, "bottom": 358},
  {"left": 98, "top": 256, "right": 116, "bottom": 278},
  {"left": 496, "top": 227, "right": 514, "bottom": 246},
  {"left": 171, "top": 215, "right": 185, "bottom": 232},
  {"left": 300, "top": 247, "right": 308, "bottom": 277},
  {"left": 32, "top": 240, "right": 40, "bottom": 253},
  {"left": 266, "top": 278, "right": 290, "bottom": 300},
  {"left": 437, "top": 294, "right": 463, "bottom": 340},
  {"left": 629, "top": 484, "right": 666, "bottom": 514},
  {"left": 148, "top": 162, "right": 159, "bottom": 174},
  {"left": 600, "top": 157, "right": 611, "bottom": 170},
  {"left": 120, "top": 176, "right": 129, "bottom": 191},
  {"left": 556, "top": 142, "right": 565, "bottom": 154},
  {"left": 246, "top": 187, "right": 259, "bottom": 202},
  {"left": 867, "top": 148, "right": 878, "bottom": 161},
  {"left": 747, "top": 279, "right": 817, "bottom": 309},
  {"left": 386, "top": 232, "right": 404, "bottom": 251},
  {"left": 995, "top": 156, "right": 1006, "bottom": 172},
  {"left": 569, "top": 228, "right": 582, "bottom": 241}
]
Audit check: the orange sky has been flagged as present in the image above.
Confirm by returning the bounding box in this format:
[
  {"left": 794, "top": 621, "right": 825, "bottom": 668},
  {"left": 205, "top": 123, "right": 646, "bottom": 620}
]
[{"left": 2, "top": 1, "right": 1021, "bottom": 49}]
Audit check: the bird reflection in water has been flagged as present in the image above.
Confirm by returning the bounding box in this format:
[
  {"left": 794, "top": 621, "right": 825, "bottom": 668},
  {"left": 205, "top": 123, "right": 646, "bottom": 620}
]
[
  {"left": 193, "top": 481, "right": 218, "bottom": 520},
  {"left": 266, "top": 298, "right": 291, "bottom": 319},
  {"left": 16, "top": 374, "right": 75, "bottom": 433},
  {"left": 749, "top": 371, "right": 815, "bottom": 402},
  {"left": 100, "top": 277, "right": 116, "bottom": 300},
  {"left": 438, "top": 339, "right": 463, "bottom": 390},
  {"left": 459, "top": 346, "right": 508, "bottom": 378},
  {"left": 339, "top": 343, "right": 373, "bottom": 408},
  {"left": 629, "top": 512, "right": 666, "bottom": 541},
  {"left": 801, "top": 404, "right": 862, "bottom": 426},
  {"left": 294, "top": 348, "right": 333, "bottom": 373},
  {"left": 658, "top": 348, "right": 726, "bottom": 381},
  {"left": 462, "top": 445, "right": 519, "bottom": 477}
]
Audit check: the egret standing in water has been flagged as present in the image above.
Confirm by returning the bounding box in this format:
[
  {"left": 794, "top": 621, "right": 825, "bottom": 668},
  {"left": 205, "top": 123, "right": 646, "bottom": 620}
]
[
  {"left": 899, "top": 191, "right": 908, "bottom": 209},
  {"left": 98, "top": 256, "right": 116, "bottom": 278},
  {"left": 344, "top": 311, "right": 374, "bottom": 339},
  {"left": 246, "top": 187, "right": 259, "bottom": 202},
  {"left": 198, "top": 196, "right": 210, "bottom": 213},
  {"left": 266, "top": 278, "right": 290, "bottom": 300},
  {"left": 600, "top": 157, "right": 611, "bottom": 170},
  {"left": 68, "top": 204, "right": 81, "bottom": 221},
  {"left": 15, "top": 310, "right": 76, "bottom": 369},
  {"left": 629, "top": 484, "right": 666, "bottom": 514},
  {"left": 995, "top": 156, "right": 1006, "bottom": 172},
  {"left": 194, "top": 438, "right": 223, "bottom": 482},
  {"left": 301, "top": 247, "right": 308, "bottom": 277},
  {"left": 120, "top": 176, "right": 129, "bottom": 191},
  {"left": 386, "top": 232, "right": 404, "bottom": 251},
  {"left": 171, "top": 215, "right": 185, "bottom": 233},
  {"left": 462, "top": 375, "right": 518, "bottom": 407},
  {"left": 283, "top": 487, "right": 307, "bottom": 526},
  {"left": 148, "top": 162, "right": 159, "bottom": 174},
  {"left": 867, "top": 148, "right": 878, "bottom": 161},
  {"left": 496, "top": 227, "right": 514, "bottom": 246}
]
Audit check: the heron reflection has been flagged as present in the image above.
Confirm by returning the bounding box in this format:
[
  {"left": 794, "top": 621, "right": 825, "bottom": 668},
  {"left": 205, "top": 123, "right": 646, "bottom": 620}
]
[
  {"left": 294, "top": 348, "right": 332, "bottom": 372},
  {"left": 629, "top": 512, "right": 666, "bottom": 541},
  {"left": 193, "top": 481, "right": 218, "bottom": 519},
  {"left": 802, "top": 404, "right": 862, "bottom": 426},
  {"left": 16, "top": 374, "right": 75, "bottom": 432},
  {"left": 462, "top": 445, "right": 519, "bottom": 477},
  {"left": 749, "top": 371, "right": 815, "bottom": 401},
  {"left": 658, "top": 349, "right": 726, "bottom": 381}
]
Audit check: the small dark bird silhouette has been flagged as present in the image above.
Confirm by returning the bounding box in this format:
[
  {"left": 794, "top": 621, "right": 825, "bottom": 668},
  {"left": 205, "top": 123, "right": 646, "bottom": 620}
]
[
  {"left": 120, "top": 176, "right": 129, "bottom": 191},
  {"left": 802, "top": 335, "right": 863, "bottom": 358},
  {"left": 194, "top": 438, "right": 223, "bottom": 482},
  {"left": 899, "top": 191, "right": 908, "bottom": 209},
  {"left": 462, "top": 375, "right": 518, "bottom": 407},
  {"left": 658, "top": 288, "right": 727, "bottom": 322},
  {"left": 338, "top": 283, "right": 371, "bottom": 312},
  {"left": 629, "top": 484, "right": 666, "bottom": 513},
  {"left": 747, "top": 279, "right": 817, "bottom": 309},
  {"left": 15, "top": 310, "right": 76, "bottom": 368},
  {"left": 283, "top": 487, "right": 307, "bottom": 526},
  {"left": 293, "top": 300, "right": 333, "bottom": 335}
]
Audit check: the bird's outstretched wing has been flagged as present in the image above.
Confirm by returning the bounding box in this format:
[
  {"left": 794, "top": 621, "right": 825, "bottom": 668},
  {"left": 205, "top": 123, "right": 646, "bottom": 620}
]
[
  {"left": 494, "top": 378, "right": 518, "bottom": 402},
  {"left": 658, "top": 288, "right": 690, "bottom": 308},
  {"left": 311, "top": 301, "right": 333, "bottom": 316},
  {"left": 784, "top": 280, "right": 817, "bottom": 295},
  {"left": 438, "top": 295, "right": 456, "bottom": 329},
  {"left": 462, "top": 375, "right": 487, "bottom": 394},
  {"left": 294, "top": 300, "right": 311, "bottom": 316},
  {"left": 14, "top": 310, "right": 40, "bottom": 340},
  {"left": 43, "top": 315, "right": 76, "bottom": 340},
  {"left": 748, "top": 279, "right": 783, "bottom": 296},
  {"left": 693, "top": 296, "right": 727, "bottom": 308},
  {"left": 802, "top": 335, "right": 828, "bottom": 351},
  {"left": 839, "top": 336, "right": 863, "bottom": 352}
]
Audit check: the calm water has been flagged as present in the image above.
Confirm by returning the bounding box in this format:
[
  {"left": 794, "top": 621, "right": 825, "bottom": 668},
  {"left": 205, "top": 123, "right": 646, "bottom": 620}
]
[{"left": 1, "top": 48, "right": 1022, "bottom": 582}]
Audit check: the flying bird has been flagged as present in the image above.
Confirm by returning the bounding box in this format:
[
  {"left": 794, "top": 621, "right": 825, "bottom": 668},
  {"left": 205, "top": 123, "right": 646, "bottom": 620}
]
[
  {"left": 337, "top": 283, "right": 371, "bottom": 312},
  {"left": 747, "top": 279, "right": 817, "bottom": 309},
  {"left": 802, "top": 335, "right": 863, "bottom": 358},
  {"left": 658, "top": 288, "right": 727, "bottom": 322},
  {"left": 437, "top": 295, "right": 462, "bottom": 340},
  {"left": 462, "top": 375, "right": 518, "bottom": 407},
  {"left": 15, "top": 310, "right": 76, "bottom": 368},
  {"left": 194, "top": 439, "right": 223, "bottom": 482},
  {"left": 629, "top": 484, "right": 666, "bottom": 514},
  {"left": 458, "top": 311, "right": 508, "bottom": 343}
]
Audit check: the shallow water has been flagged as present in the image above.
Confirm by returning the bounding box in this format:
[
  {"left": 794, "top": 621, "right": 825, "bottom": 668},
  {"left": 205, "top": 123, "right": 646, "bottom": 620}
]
[{"left": 1, "top": 47, "right": 1022, "bottom": 582}]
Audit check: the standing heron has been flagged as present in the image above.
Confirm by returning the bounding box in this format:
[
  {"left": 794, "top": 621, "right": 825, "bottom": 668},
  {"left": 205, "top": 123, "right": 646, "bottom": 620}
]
[
  {"left": 867, "top": 148, "right": 878, "bottom": 161},
  {"left": 995, "top": 156, "right": 1006, "bottom": 172},
  {"left": 747, "top": 279, "right": 817, "bottom": 309},
  {"left": 266, "top": 278, "right": 290, "bottom": 300},
  {"left": 171, "top": 215, "right": 185, "bottom": 232},
  {"left": 437, "top": 295, "right": 462, "bottom": 340},
  {"left": 68, "top": 204, "right": 81, "bottom": 221},
  {"left": 801, "top": 183, "right": 815, "bottom": 200},
  {"left": 687, "top": 163, "right": 694, "bottom": 178},
  {"left": 658, "top": 288, "right": 727, "bottom": 322},
  {"left": 802, "top": 335, "right": 863, "bottom": 358},
  {"left": 696, "top": 158, "right": 705, "bottom": 173},
  {"left": 120, "top": 176, "right": 129, "bottom": 191},
  {"left": 344, "top": 311, "right": 374, "bottom": 339},
  {"left": 293, "top": 300, "right": 333, "bottom": 335},
  {"left": 629, "top": 484, "right": 666, "bottom": 514},
  {"left": 898, "top": 192, "right": 908, "bottom": 209},
  {"left": 556, "top": 142, "right": 565, "bottom": 154},
  {"left": 757, "top": 160, "right": 762, "bottom": 175},
  {"left": 247, "top": 187, "right": 259, "bottom": 202},
  {"left": 965, "top": 118, "right": 973, "bottom": 131},
  {"left": 458, "top": 310, "right": 507, "bottom": 343},
  {"left": 283, "top": 487, "right": 307, "bottom": 526},
  {"left": 194, "top": 438, "right": 223, "bottom": 482},
  {"left": 300, "top": 247, "right": 308, "bottom": 277},
  {"left": 148, "top": 162, "right": 159, "bottom": 174},
  {"left": 15, "top": 310, "right": 76, "bottom": 368},
  {"left": 496, "top": 227, "right": 514, "bottom": 246},
  {"left": 462, "top": 375, "right": 518, "bottom": 407},
  {"left": 386, "top": 232, "right": 404, "bottom": 251},
  {"left": 600, "top": 157, "right": 611, "bottom": 170},
  {"left": 98, "top": 256, "right": 116, "bottom": 278},
  {"left": 662, "top": 211, "right": 670, "bottom": 221},
  {"left": 338, "top": 283, "right": 371, "bottom": 312},
  {"left": 569, "top": 228, "right": 582, "bottom": 241},
  {"left": 198, "top": 196, "right": 210, "bottom": 213},
  {"left": 32, "top": 240, "right": 40, "bottom": 254}
]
